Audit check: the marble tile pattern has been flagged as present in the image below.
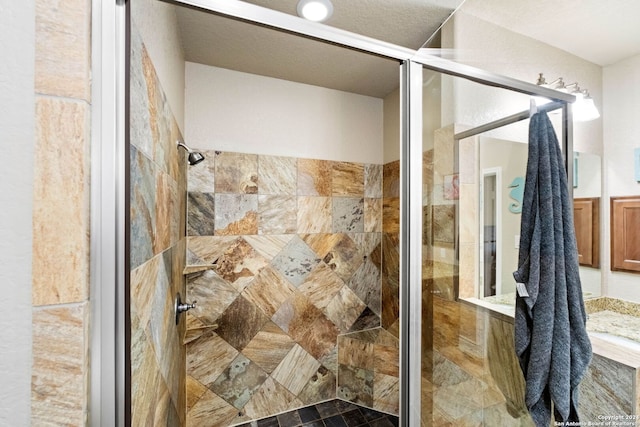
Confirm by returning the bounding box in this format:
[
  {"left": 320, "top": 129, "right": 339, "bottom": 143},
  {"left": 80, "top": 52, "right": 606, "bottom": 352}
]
[
  {"left": 129, "top": 26, "right": 187, "bottom": 426},
  {"left": 185, "top": 152, "right": 399, "bottom": 425}
]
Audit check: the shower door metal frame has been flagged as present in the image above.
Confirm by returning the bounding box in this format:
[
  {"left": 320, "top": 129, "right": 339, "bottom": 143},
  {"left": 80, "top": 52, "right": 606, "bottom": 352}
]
[
  {"left": 91, "top": 0, "right": 129, "bottom": 425},
  {"left": 94, "top": 0, "right": 576, "bottom": 425}
]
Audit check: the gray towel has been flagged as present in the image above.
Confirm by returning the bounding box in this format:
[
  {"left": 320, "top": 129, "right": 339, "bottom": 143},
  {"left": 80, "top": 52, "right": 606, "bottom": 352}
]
[{"left": 513, "top": 111, "right": 592, "bottom": 427}]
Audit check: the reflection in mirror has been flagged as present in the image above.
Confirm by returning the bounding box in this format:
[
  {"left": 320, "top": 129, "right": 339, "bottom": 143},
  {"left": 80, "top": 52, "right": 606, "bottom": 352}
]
[
  {"left": 474, "top": 139, "right": 603, "bottom": 306},
  {"left": 572, "top": 151, "right": 602, "bottom": 297},
  {"left": 478, "top": 137, "right": 528, "bottom": 301}
]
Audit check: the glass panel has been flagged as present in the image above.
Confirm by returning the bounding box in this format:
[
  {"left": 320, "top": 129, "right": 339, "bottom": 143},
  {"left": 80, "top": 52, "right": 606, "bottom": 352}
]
[
  {"left": 419, "top": 65, "right": 553, "bottom": 426},
  {"left": 130, "top": 3, "right": 402, "bottom": 425}
]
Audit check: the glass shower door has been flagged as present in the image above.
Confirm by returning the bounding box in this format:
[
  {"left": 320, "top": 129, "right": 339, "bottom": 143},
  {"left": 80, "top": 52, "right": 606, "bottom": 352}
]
[{"left": 414, "top": 62, "right": 572, "bottom": 426}]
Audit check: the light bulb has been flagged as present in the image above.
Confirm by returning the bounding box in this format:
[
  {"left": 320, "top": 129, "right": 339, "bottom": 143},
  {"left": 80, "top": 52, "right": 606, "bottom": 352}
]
[
  {"left": 574, "top": 97, "right": 600, "bottom": 122},
  {"left": 297, "top": 0, "right": 333, "bottom": 22}
]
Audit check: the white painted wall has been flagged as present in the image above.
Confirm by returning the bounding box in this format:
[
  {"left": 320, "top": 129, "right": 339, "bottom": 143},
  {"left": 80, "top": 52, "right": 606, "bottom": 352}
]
[
  {"left": 440, "top": 11, "right": 611, "bottom": 300},
  {"left": 602, "top": 54, "right": 640, "bottom": 301},
  {"left": 0, "top": 0, "right": 34, "bottom": 424},
  {"left": 443, "top": 12, "right": 603, "bottom": 156},
  {"left": 383, "top": 88, "right": 400, "bottom": 163},
  {"left": 131, "top": 0, "right": 185, "bottom": 131},
  {"left": 185, "top": 62, "right": 384, "bottom": 164}
]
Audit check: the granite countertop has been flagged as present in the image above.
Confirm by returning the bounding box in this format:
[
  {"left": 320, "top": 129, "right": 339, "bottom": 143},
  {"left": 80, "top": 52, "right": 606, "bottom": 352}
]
[{"left": 586, "top": 310, "right": 640, "bottom": 343}]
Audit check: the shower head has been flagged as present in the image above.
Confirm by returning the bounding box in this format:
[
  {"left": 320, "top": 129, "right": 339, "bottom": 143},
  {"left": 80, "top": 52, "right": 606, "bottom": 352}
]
[{"left": 176, "top": 141, "right": 205, "bottom": 166}]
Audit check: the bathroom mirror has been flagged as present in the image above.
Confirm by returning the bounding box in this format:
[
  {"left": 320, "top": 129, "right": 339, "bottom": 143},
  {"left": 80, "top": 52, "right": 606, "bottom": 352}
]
[{"left": 476, "top": 136, "right": 603, "bottom": 303}]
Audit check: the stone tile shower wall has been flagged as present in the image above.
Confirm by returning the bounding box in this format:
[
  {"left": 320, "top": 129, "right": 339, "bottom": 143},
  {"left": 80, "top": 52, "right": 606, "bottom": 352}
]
[
  {"left": 129, "top": 26, "right": 187, "bottom": 425},
  {"left": 31, "top": 0, "right": 92, "bottom": 423},
  {"left": 184, "top": 152, "right": 400, "bottom": 425},
  {"left": 334, "top": 159, "right": 402, "bottom": 415}
]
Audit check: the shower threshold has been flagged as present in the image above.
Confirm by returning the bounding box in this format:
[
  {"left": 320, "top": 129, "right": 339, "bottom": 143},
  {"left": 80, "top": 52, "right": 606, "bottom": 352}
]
[{"left": 236, "top": 399, "right": 399, "bottom": 427}]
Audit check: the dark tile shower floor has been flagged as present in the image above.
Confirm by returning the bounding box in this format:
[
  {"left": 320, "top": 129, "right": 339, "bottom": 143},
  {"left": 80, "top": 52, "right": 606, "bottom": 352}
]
[{"left": 237, "top": 400, "right": 399, "bottom": 427}]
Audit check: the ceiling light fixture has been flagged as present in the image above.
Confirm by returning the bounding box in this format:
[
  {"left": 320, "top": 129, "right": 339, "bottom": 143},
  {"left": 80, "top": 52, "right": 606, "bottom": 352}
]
[
  {"left": 297, "top": 0, "right": 333, "bottom": 23},
  {"left": 535, "top": 73, "right": 600, "bottom": 122}
]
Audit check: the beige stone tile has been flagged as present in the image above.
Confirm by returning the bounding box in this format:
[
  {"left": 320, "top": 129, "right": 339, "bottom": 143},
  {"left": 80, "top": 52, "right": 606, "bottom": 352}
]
[
  {"left": 242, "top": 266, "right": 296, "bottom": 317},
  {"left": 374, "top": 343, "right": 400, "bottom": 377},
  {"left": 186, "top": 376, "right": 208, "bottom": 412},
  {"left": 338, "top": 336, "right": 374, "bottom": 370},
  {"left": 272, "top": 292, "right": 323, "bottom": 340},
  {"left": 243, "top": 234, "right": 294, "bottom": 260},
  {"left": 297, "top": 314, "right": 339, "bottom": 360},
  {"left": 186, "top": 333, "right": 239, "bottom": 388},
  {"left": 169, "top": 117, "right": 187, "bottom": 189},
  {"left": 187, "top": 235, "right": 237, "bottom": 266},
  {"left": 243, "top": 377, "right": 300, "bottom": 420},
  {"left": 33, "top": 97, "right": 90, "bottom": 305},
  {"left": 258, "top": 195, "right": 296, "bottom": 234},
  {"left": 364, "top": 198, "right": 382, "bottom": 232},
  {"left": 297, "top": 197, "right": 332, "bottom": 233},
  {"left": 131, "top": 311, "right": 162, "bottom": 426},
  {"left": 214, "top": 194, "right": 258, "bottom": 236},
  {"left": 373, "top": 372, "right": 399, "bottom": 415},
  {"left": 383, "top": 160, "right": 400, "bottom": 198},
  {"left": 258, "top": 155, "right": 297, "bottom": 195},
  {"left": 298, "top": 263, "right": 345, "bottom": 310},
  {"left": 241, "top": 322, "right": 296, "bottom": 374},
  {"left": 323, "top": 234, "right": 363, "bottom": 282},
  {"left": 215, "top": 152, "right": 258, "bottom": 194},
  {"left": 32, "top": 303, "right": 88, "bottom": 425},
  {"left": 35, "top": 0, "right": 91, "bottom": 100},
  {"left": 187, "top": 149, "right": 216, "bottom": 193},
  {"left": 332, "top": 162, "right": 364, "bottom": 196},
  {"left": 459, "top": 183, "right": 478, "bottom": 244},
  {"left": 213, "top": 237, "right": 268, "bottom": 292},
  {"left": 187, "top": 269, "right": 238, "bottom": 326},
  {"left": 458, "top": 243, "right": 477, "bottom": 299},
  {"left": 383, "top": 197, "right": 400, "bottom": 234},
  {"left": 297, "top": 365, "right": 337, "bottom": 404},
  {"left": 131, "top": 255, "right": 161, "bottom": 328},
  {"left": 297, "top": 158, "right": 332, "bottom": 196},
  {"left": 324, "top": 286, "right": 366, "bottom": 333},
  {"left": 300, "top": 233, "right": 345, "bottom": 259},
  {"left": 365, "top": 164, "right": 383, "bottom": 198},
  {"left": 187, "top": 388, "right": 240, "bottom": 427},
  {"left": 155, "top": 171, "right": 178, "bottom": 254},
  {"left": 271, "top": 344, "right": 321, "bottom": 396}
]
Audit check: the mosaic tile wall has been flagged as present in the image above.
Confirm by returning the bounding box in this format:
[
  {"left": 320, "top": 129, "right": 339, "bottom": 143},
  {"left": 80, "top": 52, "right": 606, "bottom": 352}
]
[
  {"left": 184, "top": 152, "right": 400, "bottom": 425},
  {"left": 129, "top": 25, "right": 187, "bottom": 426}
]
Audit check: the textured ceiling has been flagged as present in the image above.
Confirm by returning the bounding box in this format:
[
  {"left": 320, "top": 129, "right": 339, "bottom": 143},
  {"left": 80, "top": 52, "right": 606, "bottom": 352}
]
[
  {"left": 175, "top": 0, "right": 640, "bottom": 98},
  {"left": 175, "top": 0, "right": 463, "bottom": 98},
  {"left": 459, "top": 0, "right": 640, "bottom": 67}
]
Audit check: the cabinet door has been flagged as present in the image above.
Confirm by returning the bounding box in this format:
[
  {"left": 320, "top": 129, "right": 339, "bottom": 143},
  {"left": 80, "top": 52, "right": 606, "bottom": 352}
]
[
  {"left": 574, "top": 198, "right": 599, "bottom": 268},
  {"left": 611, "top": 196, "right": 640, "bottom": 273}
]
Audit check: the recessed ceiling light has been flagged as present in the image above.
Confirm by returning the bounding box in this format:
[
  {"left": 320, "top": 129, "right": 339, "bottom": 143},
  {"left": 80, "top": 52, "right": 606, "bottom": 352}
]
[{"left": 297, "top": 0, "right": 333, "bottom": 23}]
